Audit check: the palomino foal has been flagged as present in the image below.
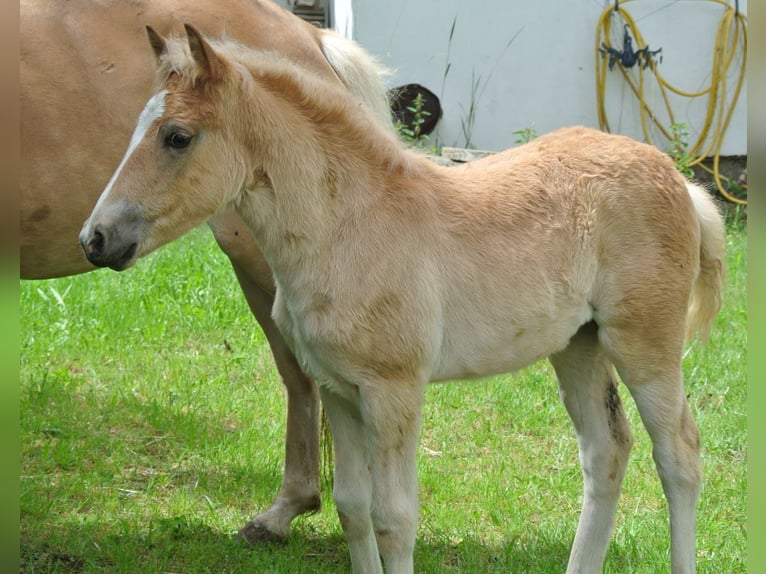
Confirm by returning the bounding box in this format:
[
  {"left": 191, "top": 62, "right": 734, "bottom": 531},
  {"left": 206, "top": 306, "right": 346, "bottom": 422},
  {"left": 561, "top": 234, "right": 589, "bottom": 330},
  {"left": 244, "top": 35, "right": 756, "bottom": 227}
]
[{"left": 80, "top": 27, "right": 725, "bottom": 574}]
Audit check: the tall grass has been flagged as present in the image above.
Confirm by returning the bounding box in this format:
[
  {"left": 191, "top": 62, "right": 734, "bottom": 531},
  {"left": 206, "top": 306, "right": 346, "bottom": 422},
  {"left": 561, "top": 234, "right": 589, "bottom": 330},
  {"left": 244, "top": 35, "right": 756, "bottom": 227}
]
[
  {"left": 20, "top": 222, "right": 746, "bottom": 572},
  {"left": 438, "top": 17, "right": 523, "bottom": 149}
]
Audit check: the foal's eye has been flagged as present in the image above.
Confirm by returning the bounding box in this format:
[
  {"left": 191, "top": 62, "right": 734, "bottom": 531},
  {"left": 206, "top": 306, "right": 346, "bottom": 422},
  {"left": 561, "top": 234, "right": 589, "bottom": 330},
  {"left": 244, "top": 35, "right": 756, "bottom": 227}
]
[{"left": 165, "top": 130, "right": 193, "bottom": 150}]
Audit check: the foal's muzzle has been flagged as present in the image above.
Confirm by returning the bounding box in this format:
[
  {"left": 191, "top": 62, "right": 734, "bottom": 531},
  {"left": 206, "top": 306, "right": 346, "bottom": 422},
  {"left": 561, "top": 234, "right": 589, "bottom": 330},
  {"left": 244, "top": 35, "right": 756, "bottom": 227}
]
[
  {"left": 80, "top": 223, "right": 138, "bottom": 271},
  {"left": 79, "top": 204, "right": 142, "bottom": 271}
]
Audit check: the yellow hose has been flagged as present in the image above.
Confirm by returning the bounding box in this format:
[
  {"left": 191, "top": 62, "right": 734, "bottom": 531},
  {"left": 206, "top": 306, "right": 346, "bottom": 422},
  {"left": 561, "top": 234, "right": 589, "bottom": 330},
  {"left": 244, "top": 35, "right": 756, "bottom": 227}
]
[{"left": 595, "top": 0, "right": 747, "bottom": 204}]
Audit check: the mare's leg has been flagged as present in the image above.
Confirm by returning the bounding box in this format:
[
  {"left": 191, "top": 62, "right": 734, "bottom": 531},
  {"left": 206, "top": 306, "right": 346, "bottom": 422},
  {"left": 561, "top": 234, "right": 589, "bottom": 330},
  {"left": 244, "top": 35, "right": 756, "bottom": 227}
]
[
  {"left": 549, "top": 321, "right": 633, "bottom": 573},
  {"left": 209, "top": 212, "right": 321, "bottom": 543}
]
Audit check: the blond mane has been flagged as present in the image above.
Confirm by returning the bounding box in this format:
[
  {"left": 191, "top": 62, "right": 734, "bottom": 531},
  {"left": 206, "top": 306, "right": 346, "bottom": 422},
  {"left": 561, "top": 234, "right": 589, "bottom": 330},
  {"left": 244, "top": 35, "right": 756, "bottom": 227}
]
[{"left": 156, "top": 34, "right": 427, "bottom": 181}]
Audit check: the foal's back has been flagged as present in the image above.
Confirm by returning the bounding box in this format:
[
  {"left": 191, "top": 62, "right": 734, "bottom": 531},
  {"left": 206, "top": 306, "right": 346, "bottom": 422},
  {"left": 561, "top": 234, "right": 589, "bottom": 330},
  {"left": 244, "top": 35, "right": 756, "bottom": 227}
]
[{"left": 416, "top": 126, "right": 700, "bottom": 380}]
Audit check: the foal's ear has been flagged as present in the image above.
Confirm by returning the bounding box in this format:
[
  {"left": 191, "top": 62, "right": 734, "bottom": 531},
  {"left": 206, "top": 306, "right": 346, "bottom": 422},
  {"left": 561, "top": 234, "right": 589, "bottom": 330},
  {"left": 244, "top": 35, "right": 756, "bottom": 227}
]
[
  {"left": 146, "top": 25, "right": 168, "bottom": 64},
  {"left": 184, "top": 24, "right": 226, "bottom": 81}
]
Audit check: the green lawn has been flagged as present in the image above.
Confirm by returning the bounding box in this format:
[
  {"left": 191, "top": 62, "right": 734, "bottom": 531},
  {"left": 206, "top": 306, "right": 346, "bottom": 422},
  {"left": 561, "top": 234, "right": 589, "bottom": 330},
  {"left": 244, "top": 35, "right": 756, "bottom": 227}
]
[{"left": 19, "top": 222, "right": 746, "bottom": 573}]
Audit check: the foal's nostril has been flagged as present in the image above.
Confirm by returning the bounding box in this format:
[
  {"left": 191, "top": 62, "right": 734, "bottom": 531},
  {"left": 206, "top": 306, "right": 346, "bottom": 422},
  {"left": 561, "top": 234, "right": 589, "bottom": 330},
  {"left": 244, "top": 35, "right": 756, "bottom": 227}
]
[{"left": 86, "top": 229, "right": 105, "bottom": 259}]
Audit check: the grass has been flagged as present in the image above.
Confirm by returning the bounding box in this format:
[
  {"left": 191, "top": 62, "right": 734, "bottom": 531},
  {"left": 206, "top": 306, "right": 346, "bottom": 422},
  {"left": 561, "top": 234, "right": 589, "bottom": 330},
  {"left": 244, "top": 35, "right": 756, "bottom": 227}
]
[{"left": 20, "top": 220, "right": 746, "bottom": 573}]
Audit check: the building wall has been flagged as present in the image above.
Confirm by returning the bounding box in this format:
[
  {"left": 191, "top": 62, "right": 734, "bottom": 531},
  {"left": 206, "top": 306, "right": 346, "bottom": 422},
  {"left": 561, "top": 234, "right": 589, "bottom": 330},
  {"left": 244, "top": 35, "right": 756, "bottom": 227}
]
[{"left": 349, "top": 0, "right": 747, "bottom": 154}]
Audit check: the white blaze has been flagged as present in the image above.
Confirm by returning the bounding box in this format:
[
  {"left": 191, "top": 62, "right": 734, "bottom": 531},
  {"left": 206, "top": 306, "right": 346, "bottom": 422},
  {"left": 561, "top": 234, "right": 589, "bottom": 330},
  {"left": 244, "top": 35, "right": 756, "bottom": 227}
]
[{"left": 88, "top": 90, "right": 168, "bottom": 218}]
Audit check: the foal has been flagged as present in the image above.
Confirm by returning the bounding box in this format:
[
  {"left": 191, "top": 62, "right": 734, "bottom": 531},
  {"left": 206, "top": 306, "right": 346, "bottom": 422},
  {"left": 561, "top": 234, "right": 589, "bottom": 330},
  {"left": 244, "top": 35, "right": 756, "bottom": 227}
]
[{"left": 80, "top": 26, "right": 725, "bottom": 574}]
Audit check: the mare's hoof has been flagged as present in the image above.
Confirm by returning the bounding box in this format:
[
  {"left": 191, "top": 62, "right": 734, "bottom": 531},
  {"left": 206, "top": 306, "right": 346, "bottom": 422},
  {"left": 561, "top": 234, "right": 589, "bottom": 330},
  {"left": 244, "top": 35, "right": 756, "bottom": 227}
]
[{"left": 236, "top": 521, "right": 287, "bottom": 545}]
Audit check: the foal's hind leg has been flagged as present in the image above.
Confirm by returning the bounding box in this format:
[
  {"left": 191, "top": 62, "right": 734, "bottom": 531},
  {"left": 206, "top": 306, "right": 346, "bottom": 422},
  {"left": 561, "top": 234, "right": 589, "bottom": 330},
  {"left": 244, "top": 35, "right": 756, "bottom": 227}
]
[
  {"left": 600, "top": 321, "right": 700, "bottom": 574},
  {"left": 209, "top": 213, "right": 321, "bottom": 543},
  {"left": 549, "top": 321, "right": 633, "bottom": 573}
]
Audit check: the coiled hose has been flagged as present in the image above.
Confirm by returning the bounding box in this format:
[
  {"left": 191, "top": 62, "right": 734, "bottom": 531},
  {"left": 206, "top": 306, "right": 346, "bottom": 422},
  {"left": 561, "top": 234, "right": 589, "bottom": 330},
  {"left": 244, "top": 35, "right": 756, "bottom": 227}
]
[{"left": 595, "top": 0, "right": 747, "bottom": 204}]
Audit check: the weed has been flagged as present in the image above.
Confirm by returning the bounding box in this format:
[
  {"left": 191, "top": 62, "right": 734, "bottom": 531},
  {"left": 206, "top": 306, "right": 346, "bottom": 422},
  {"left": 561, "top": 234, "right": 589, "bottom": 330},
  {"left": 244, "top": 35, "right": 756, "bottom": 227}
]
[
  {"left": 512, "top": 125, "right": 538, "bottom": 145},
  {"left": 724, "top": 203, "right": 747, "bottom": 231},
  {"left": 668, "top": 122, "right": 695, "bottom": 179},
  {"left": 395, "top": 91, "right": 432, "bottom": 148},
  {"left": 440, "top": 19, "right": 523, "bottom": 148},
  {"left": 439, "top": 16, "right": 457, "bottom": 105}
]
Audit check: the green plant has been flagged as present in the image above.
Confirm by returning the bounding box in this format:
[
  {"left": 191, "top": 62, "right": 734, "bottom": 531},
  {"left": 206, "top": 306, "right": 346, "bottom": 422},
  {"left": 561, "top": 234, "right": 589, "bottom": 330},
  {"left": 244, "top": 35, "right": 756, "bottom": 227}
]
[
  {"left": 668, "top": 122, "right": 695, "bottom": 179},
  {"left": 458, "top": 69, "right": 482, "bottom": 149},
  {"left": 440, "top": 18, "right": 523, "bottom": 149},
  {"left": 512, "top": 125, "right": 538, "bottom": 145},
  {"left": 725, "top": 171, "right": 747, "bottom": 203},
  {"left": 439, "top": 16, "right": 457, "bottom": 105},
  {"left": 724, "top": 203, "right": 747, "bottom": 231},
  {"left": 395, "top": 91, "right": 432, "bottom": 148}
]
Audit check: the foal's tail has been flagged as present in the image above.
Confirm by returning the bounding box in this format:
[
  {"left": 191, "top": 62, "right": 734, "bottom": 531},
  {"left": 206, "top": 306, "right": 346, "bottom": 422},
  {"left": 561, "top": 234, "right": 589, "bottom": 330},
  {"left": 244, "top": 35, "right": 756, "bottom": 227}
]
[
  {"left": 685, "top": 182, "right": 726, "bottom": 342},
  {"left": 319, "top": 29, "right": 393, "bottom": 129}
]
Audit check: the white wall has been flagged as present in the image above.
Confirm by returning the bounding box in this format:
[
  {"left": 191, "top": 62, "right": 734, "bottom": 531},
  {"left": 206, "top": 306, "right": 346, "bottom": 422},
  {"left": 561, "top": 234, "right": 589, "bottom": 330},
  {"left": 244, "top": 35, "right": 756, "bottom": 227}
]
[{"left": 351, "top": 0, "right": 747, "bottom": 154}]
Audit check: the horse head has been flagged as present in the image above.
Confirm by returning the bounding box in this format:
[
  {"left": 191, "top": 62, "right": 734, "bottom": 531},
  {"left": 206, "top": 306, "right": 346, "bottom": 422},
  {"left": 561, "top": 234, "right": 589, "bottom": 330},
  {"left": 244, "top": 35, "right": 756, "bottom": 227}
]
[{"left": 79, "top": 25, "right": 248, "bottom": 270}]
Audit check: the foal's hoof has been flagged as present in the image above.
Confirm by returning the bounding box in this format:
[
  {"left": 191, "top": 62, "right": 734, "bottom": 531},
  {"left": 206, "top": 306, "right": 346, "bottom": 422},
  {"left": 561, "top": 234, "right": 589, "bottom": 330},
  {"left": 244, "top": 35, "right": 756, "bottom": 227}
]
[{"left": 236, "top": 521, "right": 287, "bottom": 545}]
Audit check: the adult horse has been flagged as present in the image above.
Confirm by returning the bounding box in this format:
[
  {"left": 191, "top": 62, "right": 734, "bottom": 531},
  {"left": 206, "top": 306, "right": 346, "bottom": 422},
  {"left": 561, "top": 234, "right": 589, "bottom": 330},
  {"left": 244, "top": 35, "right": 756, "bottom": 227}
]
[
  {"left": 80, "top": 27, "right": 725, "bottom": 574},
  {"left": 20, "top": 0, "right": 391, "bottom": 543}
]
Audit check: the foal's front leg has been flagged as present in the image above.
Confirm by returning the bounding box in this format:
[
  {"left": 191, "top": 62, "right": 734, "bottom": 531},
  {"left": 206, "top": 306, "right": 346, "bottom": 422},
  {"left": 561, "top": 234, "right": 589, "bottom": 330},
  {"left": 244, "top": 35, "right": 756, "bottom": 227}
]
[
  {"left": 320, "top": 385, "right": 381, "bottom": 573},
  {"left": 321, "top": 381, "right": 425, "bottom": 574},
  {"left": 364, "top": 384, "right": 424, "bottom": 573}
]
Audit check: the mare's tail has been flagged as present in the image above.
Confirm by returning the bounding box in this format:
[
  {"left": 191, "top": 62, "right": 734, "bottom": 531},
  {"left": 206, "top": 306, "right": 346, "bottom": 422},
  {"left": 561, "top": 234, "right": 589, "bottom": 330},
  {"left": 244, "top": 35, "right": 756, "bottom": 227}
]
[{"left": 319, "top": 29, "right": 393, "bottom": 129}]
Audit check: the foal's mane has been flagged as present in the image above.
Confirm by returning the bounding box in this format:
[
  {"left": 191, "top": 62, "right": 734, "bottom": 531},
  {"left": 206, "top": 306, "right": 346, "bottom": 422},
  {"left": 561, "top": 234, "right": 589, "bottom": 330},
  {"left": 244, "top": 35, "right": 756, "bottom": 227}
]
[
  {"left": 155, "top": 33, "right": 426, "bottom": 178},
  {"left": 154, "top": 33, "right": 210, "bottom": 89}
]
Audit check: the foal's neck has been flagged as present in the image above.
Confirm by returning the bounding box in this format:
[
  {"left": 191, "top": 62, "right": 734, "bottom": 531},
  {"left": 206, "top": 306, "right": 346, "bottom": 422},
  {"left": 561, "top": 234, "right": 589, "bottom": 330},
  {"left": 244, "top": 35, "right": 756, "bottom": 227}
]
[{"left": 235, "top": 55, "right": 431, "bottom": 270}]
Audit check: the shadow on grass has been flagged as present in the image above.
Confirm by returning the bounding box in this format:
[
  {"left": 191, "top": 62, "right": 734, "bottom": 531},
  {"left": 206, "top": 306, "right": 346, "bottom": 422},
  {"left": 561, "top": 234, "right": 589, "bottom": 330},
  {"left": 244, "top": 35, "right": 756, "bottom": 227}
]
[
  {"left": 414, "top": 532, "right": 573, "bottom": 573},
  {"left": 21, "top": 392, "right": 579, "bottom": 573},
  {"left": 21, "top": 515, "right": 348, "bottom": 573},
  {"left": 20, "top": 517, "right": 581, "bottom": 574},
  {"left": 19, "top": 367, "right": 618, "bottom": 573}
]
